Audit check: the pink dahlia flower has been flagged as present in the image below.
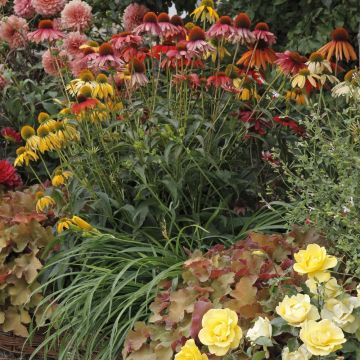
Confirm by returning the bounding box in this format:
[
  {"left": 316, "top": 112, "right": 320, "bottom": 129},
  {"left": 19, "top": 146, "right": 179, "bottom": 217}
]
[
  {"left": 0, "top": 15, "right": 28, "bottom": 49},
  {"left": 28, "top": 19, "right": 64, "bottom": 43},
  {"left": 14, "top": 0, "right": 35, "bottom": 18},
  {"left": 0, "top": 160, "right": 23, "bottom": 188},
  {"left": 61, "top": 0, "right": 92, "bottom": 32},
  {"left": 63, "top": 31, "right": 87, "bottom": 56},
  {"left": 42, "top": 48, "right": 66, "bottom": 76},
  {"left": 123, "top": 3, "right": 149, "bottom": 32},
  {"left": 133, "top": 12, "right": 161, "bottom": 37},
  {"left": 31, "top": 0, "right": 65, "bottom": 16},
  {"left": 206, "top": 16, "right": 235, "bottom": 40}
]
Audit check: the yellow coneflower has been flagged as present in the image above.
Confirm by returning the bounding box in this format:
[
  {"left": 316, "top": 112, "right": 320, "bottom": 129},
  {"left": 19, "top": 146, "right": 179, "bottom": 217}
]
[
  {"left": 105, "top": 100, "right": 123, "bottom": 112},
  {"left": 92, "top": 74, "right": 114, "bottom": 99},
  {"left": 233, "top": 76, "right": 259, "bottom": 101},
  {"left": 14, "top": 146, "right": 39, "bottom": 167},
  {"left": 71, "top": 215, "right": 93, "bottom": 231},
  {"left": 191, "top": 0, "right": 219, "bottom": 24},
  {"left": 306, "top": 52, "right": 332, "bottom": 75},
  {"left": 35, "top": 192, "right": 56, "bottom": 213},
  {"left": 291, "top": 69, "right": 319, "bottom": 89},
  {"left": 285, "top": 88, "right": 307, "bottom": 105},
  {"left": 21, "top": 125, "right": 39, "bottom": 151},
  {"left": 67, "top": 69, "right": 97, "bottom": 96},
  {"left": 37, "top": 124, "right": 61, "bottom": 153},
  {"left": 55, "top": 119, "right": 79, "bottom": 143},
  {"left": 51, "top": 170, "right": 72, "bottom": 187},
  {"left": 37, "top": 112, "right": 50, "bottom": 123},
  {"left": 79, "top": 40, "right": 99, "bottom": 51},
  {"left": 318, "top": 27, "right": 357, "bottom": 62},
  {"left": 57, "top": 218, "right": 72, "bottom": 233}
]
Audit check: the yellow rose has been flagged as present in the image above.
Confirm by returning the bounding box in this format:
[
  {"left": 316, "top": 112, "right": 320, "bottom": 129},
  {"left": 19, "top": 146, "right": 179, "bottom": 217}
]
[
  {"left": 321, "top": 296, "right": 360, "bottom": 333},
  {"left": 198, "top": 308, "right": 242, "bottom": 356},
  {"left": 175, "top": 339, "right": 208, "bottom": 360},
  {"left": 282, "top": 344, "right": 312, "bottom": 360},
  {"left": 305, "top": 277, "right": 342, "bottom": 299},
  {"left": 246, "top": 316, "right": 272, "bottom": 343},
  {"left": 293, "top": 244, "right": 337, "bottom": 281},
  {"left": 300, "top": 319, "right": 346, "bottom": 356},
  {"left": 276, "top": 294, "right": 320, "bottom": 326}
]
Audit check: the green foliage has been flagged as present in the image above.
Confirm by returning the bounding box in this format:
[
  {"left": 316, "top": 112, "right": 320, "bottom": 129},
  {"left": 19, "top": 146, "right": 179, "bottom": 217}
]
[
  {"left": 282, "top": 95, "right": 360, "bottom": 274},
  {"left": 218, "top": 0, "right": 359, "bottom": 54}
]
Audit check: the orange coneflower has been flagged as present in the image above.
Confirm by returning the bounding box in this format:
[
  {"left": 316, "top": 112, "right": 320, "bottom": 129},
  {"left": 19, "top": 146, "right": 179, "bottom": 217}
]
[
  {"left": 237, "top": 40, "right": 276, "bottom": 70},
  {"left": 285, "top": 88, "right": 307, "bottom": 105},
  {"left": 71, "top": 85, "right": 99, "bottom": 114},
  {"left": 318, "top": 27, "right": 357, "bottom": 62}
]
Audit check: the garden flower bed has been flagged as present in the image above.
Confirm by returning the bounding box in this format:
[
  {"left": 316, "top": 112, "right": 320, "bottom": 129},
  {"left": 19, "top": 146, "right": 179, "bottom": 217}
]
[{"left": 0, "top": 0, "right": 360, "bottom": 358}]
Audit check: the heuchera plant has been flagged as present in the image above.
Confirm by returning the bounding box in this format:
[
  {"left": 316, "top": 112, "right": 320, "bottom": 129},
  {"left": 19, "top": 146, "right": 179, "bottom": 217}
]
[
  {"left": 0, "top": 186, "right": 53, "bottom": 337},
  {"left": 123, "top": 231, "right": 301, "bottom": 359}
]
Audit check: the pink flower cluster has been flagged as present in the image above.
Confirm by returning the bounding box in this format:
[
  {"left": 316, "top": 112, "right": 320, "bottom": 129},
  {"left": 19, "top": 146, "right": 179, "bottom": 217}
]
[{"left": 0, "top": 15, "right": 28, "bottom": 49}]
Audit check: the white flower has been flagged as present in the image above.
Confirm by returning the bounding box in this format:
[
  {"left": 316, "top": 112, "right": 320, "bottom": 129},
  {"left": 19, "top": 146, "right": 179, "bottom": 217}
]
[
  {"left": 321, "top": 296, "right": 360, "bottom": 333},
  {"left": 246, "top": 316, "right": 272, "bottom": 343},
  {"left": 282, "top": 344, "right": 312, "bottom": 360}
]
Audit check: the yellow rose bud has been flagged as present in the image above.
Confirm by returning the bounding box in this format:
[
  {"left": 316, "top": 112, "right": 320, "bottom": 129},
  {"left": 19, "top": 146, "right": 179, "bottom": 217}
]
[
  {"left": 174, "top": 339, "right": 208, "bottom": 360},
  {"left": 282, "top": 344, "right": 312, "bottom": 360},
  {"left": 276, "top": 294, "right": 320, "bottom": 326},
  {"left": 321, "top": 296, "right": 360, "bottom": 333},
  {"left": 198, "top": 308, "right": 242, "bottom": 356},
  {"left": 293, "top": 244, "right": 337, "bottom": 281},
  {"left": 299, "top": 319, "right": 346, "bottom": 356}
]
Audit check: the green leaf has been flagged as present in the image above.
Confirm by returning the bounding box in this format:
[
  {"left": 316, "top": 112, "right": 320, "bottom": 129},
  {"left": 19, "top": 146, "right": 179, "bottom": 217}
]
[{"left": 252, "top": 351, "right": 265, "bottom": 360}]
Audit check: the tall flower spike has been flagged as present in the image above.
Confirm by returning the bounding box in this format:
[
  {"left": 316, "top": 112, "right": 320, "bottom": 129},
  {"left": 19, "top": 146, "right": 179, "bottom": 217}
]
[{"left": 318, "top": 27, "right": 357, "bottom": 62}]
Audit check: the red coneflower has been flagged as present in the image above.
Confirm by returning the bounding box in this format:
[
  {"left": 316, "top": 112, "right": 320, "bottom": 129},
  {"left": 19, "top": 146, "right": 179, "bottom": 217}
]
[
  {"left": 273, "top": 115, "right": 305, "bottom": 136},
  {"left": 0, "top": 160, "right": 22, "bottom": 188},
  {"left": 150, "top": 40, "right": 176, "bottom": 59},
  {"left": 161, "top": 41, "right": 202, "bottom": 69},
  {"left": 187, "top": 26, "right": 215, "bottom": 55},
  {"left": 27, "top": 19, "right": 64, "bottom": 43},
  {"left": 253, "top": 22, "right": 276, "bottom": 46},
  {"left": 275, "top": 50, "right": 308, "bottom": 75},
  {"left": 238, "top": 111, "right": 271, "bottom": 136},
  {"left": 120, "top": 45, "right": 148, "bottom": 63},
  {"left": 71, "top": 85, "right": 99, "bottom": 114},
  {"left": 206, "top": 71, "right": 232, "bottom": 89},
  {"left": 128, "top": 58, "right": 148, "bottom": 87},
  {"left": 1, "top": 127, "right": 22, "bottom": 143},
  {"left": 206, "top": 15, "right": 235, "bottom": 40},
  {"left": 110, "top": 31, "right": 143, "bottom": 51},
  {"left": 230, "top": 12, "right": 255, "bottom": 45},
  {"left": 88, "top": 43, "right": 124, "bottom": 71},
  {"left": 318, "top": 27, "right": 357, "bottom": 62},
  {"left": 133, "top": 12, "right": 162, "bottom": 37},
  {"left": 237, "top": 40, "right": 276, "bottom": 70},
  {"left": 157, "top": 12, "right": 180, "bottom": 38}
]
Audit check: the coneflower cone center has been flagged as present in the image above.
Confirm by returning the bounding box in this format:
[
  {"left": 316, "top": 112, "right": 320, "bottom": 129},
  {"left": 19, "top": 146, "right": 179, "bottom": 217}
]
[
  {"left": 143, "top": 12, "right": 158, "bottom": 23},
  {"left": 130, "top": 59, "right": 146, "bottom": 73},
  {"left": 309, "top": 52, "right": 324, "bottom": 62},
  {"left": 255, "top": 22, "right": 270, "bottom": 31},
  {"left": 79, "top": 70, "right": 95, "bottom": 82},
  {"left": 99, "top": 43, "right": 114, "bottom": 56},
  {"left": 234, "top": 13, "right": 251, "bottom": 29},
  {"left": 38, "top": 19, "right": 54, "bottom": 29},
  {"left": 158, "top": 13, "right": 170, "bottom": 23},
  {"left": 331, "top": 27, "right": 349, "bottom": 41},
  {"left": 189, "top": 26, "right": 206, "bottom": 42},
  {"left": 219, "top": 16, "right": 232, "bottom": 25},
  {"left": 171, "top": 15, "right": 183, "bottom": 26}
]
